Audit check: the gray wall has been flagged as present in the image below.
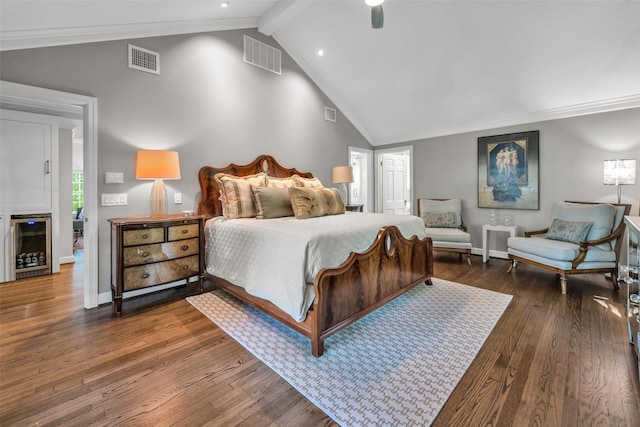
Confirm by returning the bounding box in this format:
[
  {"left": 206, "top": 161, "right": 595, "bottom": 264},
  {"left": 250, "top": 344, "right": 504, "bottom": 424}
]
[
  {"left": 0, "top": 29, "right": 372, "bottom": 295},
  {"left": 381, "top": 108, "right": 640, "bottom": 253}
]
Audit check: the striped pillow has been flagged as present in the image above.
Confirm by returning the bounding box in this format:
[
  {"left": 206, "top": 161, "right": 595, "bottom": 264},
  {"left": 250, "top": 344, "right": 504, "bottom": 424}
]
[
  {"left": 289, "top": 187, "right": 345, "bottom": 219},
  {"left": 215, "top": 173, "right": 266, "bottom": 219},
  {"left": 292, "top": 174, "right": 324, "bottom": 188}
]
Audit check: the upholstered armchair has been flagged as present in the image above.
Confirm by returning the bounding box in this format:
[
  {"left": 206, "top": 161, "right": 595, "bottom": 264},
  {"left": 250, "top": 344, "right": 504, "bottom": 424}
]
[
  {"left": 417, "top": 198, "right": 472, "bottom": 265},
  {"left": 507, "top": 201, "right": 631, "bottom": 294}
]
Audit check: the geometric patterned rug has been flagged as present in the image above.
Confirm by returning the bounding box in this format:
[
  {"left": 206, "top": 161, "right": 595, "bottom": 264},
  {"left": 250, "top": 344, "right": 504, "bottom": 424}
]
[{"left": 187, "top": 278, "right": 512, "bottom": 426}]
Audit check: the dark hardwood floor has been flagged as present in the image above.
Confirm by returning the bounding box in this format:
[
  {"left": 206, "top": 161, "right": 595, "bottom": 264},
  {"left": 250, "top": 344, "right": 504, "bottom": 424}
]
[{"left": 1, "top": 251, "right": 639, "bottom": 426}]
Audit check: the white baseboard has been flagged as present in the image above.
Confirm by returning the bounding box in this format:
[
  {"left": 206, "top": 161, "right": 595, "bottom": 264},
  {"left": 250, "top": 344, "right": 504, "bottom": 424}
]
[
  {"left": 97, "top": 276, "right": 201, "bottom": 306},
  {"left": 59, "top": 255, "right": 75, "bottom": 265}
]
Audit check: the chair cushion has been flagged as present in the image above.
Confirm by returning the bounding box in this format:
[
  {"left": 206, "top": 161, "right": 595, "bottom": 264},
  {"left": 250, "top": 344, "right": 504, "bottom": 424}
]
[
  {"left": 508, "top": 236, "right": 616, "bottom": 263},
  {"left": 418, "top": 199, "right": 462, "bottom": 228},
  {"left": 551, "top": 202, "right": 616, "bottom": 241},
  {"left": 425, "top": 227, "right": 471, "bottom": 243}
]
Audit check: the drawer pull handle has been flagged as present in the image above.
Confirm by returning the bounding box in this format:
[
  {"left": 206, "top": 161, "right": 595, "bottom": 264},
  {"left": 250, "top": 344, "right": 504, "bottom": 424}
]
[
  {"left": 181, "top": 229, "right": 188, "bottom": 234},
  {"left": 137, "top": 250, "right": 150, "bottom": 257},
  {"left": 141, "top": 273, "right": 150, "bottom": 279},
  {"left": 181, "top": 265, "right": 189, "bottom": 270},
  {"left": 181, "top": 245, "right": 189, "bottom": 251},
  {"left": 141, "top": 233, "right": 149, "bottom": 239}
]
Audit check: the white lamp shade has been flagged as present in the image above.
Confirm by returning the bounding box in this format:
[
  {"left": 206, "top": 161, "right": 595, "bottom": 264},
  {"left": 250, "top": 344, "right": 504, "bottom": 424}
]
[
  {"left": 365, "top": 0, "right": 385, "bottom": 6},
  {"left": 604, "top": 159, "right": 636, "bottom": 185},
  {"left": 332, "top": 166, "right": 353, "bottom": 184}
]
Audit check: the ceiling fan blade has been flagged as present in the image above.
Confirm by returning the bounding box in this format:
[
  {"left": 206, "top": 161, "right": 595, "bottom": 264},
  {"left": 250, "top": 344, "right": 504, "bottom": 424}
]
[{"left": 371, "top": 5, "right": 383, "bottom": 29}]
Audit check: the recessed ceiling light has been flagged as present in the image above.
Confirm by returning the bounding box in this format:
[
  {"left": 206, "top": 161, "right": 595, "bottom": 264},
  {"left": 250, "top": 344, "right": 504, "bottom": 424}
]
[
  {"left": 317, "top": 49, "right": 324, "bottom": 56},
  {"left": 220, "top": 1, "right": 228, "bottom": 8}
]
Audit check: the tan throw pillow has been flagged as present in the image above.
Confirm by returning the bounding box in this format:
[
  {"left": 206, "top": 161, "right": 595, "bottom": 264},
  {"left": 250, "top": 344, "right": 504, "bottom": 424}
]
[
  {"left": 214, "top": 173, "right": 266, "bottom": 219},
  {"left": 252, "top": 186, "right": 294, "bottom": 219},
  {"left": 292, "top": 174, "right": 324, "bottom": 188},
  {"left": 266, "top": 176, "right": 296, "bottom": 188},
  {"left": 289, "top": 187, "right": 345, "bottom": 219}
]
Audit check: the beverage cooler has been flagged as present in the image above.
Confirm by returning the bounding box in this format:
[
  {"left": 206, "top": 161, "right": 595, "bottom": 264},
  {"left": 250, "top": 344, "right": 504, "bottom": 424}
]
[{"left": 9, "top": 213, "right": 52, "bottom": 280}]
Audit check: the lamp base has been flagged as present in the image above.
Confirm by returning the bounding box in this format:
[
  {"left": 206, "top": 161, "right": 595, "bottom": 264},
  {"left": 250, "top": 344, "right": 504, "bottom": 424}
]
[{"left": 150, "top": 179, "right": 168, "bottom": 217}]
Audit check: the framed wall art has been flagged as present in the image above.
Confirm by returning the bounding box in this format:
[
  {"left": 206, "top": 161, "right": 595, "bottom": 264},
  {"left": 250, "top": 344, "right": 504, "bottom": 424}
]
[{"left": 478, "top": 130, "right": 539, "bottom": 210}]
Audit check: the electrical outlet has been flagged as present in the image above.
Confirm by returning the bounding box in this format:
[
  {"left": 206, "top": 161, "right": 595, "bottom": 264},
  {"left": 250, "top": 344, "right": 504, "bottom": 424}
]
[{"left": 174, "top": 193, "right": 182, "bottom": 204}]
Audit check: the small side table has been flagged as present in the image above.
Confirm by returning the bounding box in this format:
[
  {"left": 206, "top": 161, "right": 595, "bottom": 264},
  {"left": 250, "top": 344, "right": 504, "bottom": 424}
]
[
  {"left": 482, "top": 224, "right": 518, "bottom": 263},
  {"left": 346, "top": 204, "right": 364, "bottom": 212}
]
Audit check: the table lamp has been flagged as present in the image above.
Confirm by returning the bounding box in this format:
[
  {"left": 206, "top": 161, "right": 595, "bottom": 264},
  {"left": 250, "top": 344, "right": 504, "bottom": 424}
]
[
  {"left": 603, "top": 159, "right": 636, "bottom": 203},
  {"left": 332, "top": 165, "right": 353, "bottom": 204},
  {"left": 136, "top": 150, "right": 181, "bottom": 217}
]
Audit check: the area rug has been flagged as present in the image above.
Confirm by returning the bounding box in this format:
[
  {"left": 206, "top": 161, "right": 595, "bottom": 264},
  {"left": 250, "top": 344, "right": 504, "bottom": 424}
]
[{"left": 187, "top": 278, "right": 512, "bottom": 426}]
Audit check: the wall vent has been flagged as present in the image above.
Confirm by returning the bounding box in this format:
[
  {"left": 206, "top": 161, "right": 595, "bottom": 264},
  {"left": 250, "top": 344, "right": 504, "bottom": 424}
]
[
  {"left": 325, "top": 107, "right": 337, "bottom": 122},
  {"left": 243, "top": 35, "right": 281, "bottom": 75},
  {"left": 128, "top": 44, "right": 160, "bottom": 75}
]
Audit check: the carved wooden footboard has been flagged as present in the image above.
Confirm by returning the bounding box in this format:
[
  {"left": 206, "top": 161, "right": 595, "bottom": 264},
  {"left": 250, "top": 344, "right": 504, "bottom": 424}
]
[{"left": 310, "top": 225, "right": 433, "bottom": 356}]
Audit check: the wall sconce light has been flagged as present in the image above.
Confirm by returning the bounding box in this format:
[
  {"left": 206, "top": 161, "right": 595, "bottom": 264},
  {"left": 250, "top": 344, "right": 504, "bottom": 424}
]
[
  {"left": 603, "top": 159, "right": 636, "bottom": 203},
  {"left": 332, "top": 165, "right": 353, "bottom": 204},
  {"left": 136, "top": 150, "right": 181, "bottom": 217}
]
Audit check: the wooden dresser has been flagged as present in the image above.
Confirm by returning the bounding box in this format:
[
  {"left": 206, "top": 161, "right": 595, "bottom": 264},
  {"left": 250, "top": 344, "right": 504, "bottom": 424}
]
[{"left": 109, "top": 215, "right": 204, "bottom": 316}]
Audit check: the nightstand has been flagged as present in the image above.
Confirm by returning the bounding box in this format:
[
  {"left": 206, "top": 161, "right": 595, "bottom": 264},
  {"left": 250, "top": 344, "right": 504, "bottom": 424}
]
[
  {"left": 108, "top": 215, "right": 205, "bottom": 316},
  {"left": 346, "top": 204, "right": 364, "bottom": 212}
]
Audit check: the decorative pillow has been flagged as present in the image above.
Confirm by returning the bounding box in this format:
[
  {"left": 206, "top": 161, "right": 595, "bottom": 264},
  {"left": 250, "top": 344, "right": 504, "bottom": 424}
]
[
  {"left": 214, "top": 172, "right": 266, "bottom": 219},
  {"left": 266, "top": 176, "right": 296, "bottom": 188},
  {"left": 424, "top": 211, "right": 457, "bottom": 228},
  {"left": 292, "top": 174, "right": 324, "bottom": 188},
  {"left": 252, "top": 186, "right": 294, "bottom": 219},
  {"left": 546, "top": 219, "right": 593, "bottom": 244},
  {"left": 289, "top": 187, "right": 345, "bottom": 219}
]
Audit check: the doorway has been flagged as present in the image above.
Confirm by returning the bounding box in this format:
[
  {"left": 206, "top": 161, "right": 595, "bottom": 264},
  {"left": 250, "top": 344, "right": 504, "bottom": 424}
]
[
  {"left": 348, "top": 146, "right": 374, "bottom": 212},
  {"left": 376, "top": 146, "right": 413, "bottom": 215},
  {"left": 0, "top": 80, "right": 98, "bottom": 309}
]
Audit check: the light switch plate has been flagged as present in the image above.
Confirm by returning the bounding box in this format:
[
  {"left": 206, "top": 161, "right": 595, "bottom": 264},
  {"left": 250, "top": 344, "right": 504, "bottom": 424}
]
[
  {"left": 174, "top": 193, "right": 182, "bottom": 204},
  {"left": 101, "top": 193, "right": 128, "bottom": 206},
  {"left": 105, "top": 172, "right": 124, "bottom": 184}
]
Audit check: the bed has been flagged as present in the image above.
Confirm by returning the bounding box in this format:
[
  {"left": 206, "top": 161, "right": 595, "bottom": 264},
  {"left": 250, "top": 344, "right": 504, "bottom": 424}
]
[{"left": 197, "top": 155, "right": 434, "bottom": 356}]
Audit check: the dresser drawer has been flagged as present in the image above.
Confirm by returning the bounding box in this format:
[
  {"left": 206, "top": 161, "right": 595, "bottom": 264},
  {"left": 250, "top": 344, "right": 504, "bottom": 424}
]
[
  {"left": 168, "top": 223, "right": 199, "bottom": 241},
  {"left": 123, "top": 227, "right": 164, "bottom": 246},
  {"left": 123, "top": 255, "right": 200, "bottom": 291},
  {"left": 123, "top": 238, "right": 200, "bottom": 266}
]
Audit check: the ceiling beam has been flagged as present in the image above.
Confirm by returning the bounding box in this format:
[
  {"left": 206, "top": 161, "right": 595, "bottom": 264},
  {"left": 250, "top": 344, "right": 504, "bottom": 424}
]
[{"left": 258, "top": 0, "right": 316, "bottom": 36}]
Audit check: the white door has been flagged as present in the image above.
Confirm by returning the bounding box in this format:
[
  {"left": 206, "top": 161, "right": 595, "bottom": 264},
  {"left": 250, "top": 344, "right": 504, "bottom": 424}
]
[
  {"left": 348, "top": 146, "right": 374, "bottom": 212},
  {"left": 0, "top": 110, "right": 56, "bottom": 212},
  {"left": 382, "top": 153, "right": 409, "bottom": 214}
]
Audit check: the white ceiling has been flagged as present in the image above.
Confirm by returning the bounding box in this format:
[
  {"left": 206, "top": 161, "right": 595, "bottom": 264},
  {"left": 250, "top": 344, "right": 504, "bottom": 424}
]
[{"left": 2, "top": 0, "right": 639, "bottom": 146}]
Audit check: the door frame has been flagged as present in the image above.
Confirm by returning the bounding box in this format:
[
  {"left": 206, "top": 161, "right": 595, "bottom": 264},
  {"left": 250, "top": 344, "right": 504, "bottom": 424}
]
[
  {"left": 1, "top": 80, "right": 99, "bottom": 309},
  {"left": 348, "top": 146, "right": 374, "bottom": 212},
  {"left": 375, "top": 145, "right": 414, "bottom": 215}
]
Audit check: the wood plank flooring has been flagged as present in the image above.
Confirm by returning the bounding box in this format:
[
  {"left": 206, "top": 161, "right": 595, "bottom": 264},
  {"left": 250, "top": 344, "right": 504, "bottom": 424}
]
[{"left": 1, "top": 252, "right": 639, "bottom": 426}]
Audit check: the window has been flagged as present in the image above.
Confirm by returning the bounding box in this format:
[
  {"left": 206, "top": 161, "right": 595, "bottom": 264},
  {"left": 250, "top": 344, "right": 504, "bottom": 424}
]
[{"left": 72, "top": 172, "right": 84, "bottom": 211}]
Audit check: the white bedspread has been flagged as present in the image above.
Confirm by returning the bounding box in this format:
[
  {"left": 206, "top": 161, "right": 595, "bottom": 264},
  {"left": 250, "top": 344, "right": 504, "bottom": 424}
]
[{"left": 204, "top": 212, "right": 427, "bottom": 322}]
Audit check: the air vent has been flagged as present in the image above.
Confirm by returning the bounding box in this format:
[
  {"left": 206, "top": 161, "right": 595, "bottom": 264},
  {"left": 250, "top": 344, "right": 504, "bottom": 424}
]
[
  {"left": 325, "top": 107, "right": 337, "bottom": 122},
  {"left": 243, "top": 35, "right": 282, "bottom": 75},
  {"left": 128, "top": 44, "right": 160, "bottom": 75}
]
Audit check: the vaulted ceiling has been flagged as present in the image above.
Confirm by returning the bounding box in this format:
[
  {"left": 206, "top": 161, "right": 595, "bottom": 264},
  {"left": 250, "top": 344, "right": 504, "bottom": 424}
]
[{"left": 2, "top": 0, "right": 639, "bottom": 146}]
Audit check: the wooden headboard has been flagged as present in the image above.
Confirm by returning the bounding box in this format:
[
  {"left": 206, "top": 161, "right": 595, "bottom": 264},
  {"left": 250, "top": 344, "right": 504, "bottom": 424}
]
[{"left": 197, "top": 154, "right": 314, "bottom": 218}]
